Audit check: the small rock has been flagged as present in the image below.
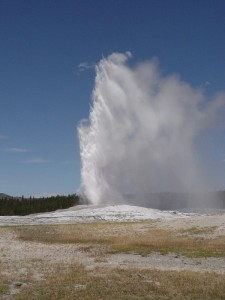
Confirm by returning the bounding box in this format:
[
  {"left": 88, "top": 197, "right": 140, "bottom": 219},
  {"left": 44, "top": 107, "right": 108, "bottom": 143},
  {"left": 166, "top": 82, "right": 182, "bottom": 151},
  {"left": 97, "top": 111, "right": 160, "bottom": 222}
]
[
  {"left": 73, "top": 284, "right": 86, "bottom": 289},
  {"left": 14, "top": 282, "right": 23, "bottom": 288}
]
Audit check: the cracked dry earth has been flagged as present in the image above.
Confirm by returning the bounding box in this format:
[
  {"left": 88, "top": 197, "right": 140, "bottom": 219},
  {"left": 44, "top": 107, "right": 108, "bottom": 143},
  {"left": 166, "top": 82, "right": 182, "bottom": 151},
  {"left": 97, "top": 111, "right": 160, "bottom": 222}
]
[{"left": 1, "top": 213, "right": 225, "bottom": 298}]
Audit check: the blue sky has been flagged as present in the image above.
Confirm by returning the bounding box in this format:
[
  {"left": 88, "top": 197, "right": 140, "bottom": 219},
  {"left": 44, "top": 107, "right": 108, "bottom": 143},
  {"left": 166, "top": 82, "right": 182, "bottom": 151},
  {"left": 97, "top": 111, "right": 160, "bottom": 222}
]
[{"left": 1, "top": 0, "right": 225, "bottom": 196}]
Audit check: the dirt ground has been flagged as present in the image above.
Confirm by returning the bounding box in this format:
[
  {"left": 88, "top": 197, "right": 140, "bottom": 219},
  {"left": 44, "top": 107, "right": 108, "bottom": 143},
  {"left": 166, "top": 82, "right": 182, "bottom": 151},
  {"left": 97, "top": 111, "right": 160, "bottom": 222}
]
[{"left": 1, "top": 213, "right": 225, "bottom": 280}]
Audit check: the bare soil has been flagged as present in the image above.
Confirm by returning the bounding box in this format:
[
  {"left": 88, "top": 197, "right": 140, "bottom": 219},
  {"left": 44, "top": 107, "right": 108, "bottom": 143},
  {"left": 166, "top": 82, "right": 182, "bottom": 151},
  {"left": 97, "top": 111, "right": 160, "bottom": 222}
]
[{"left": 1, "top": 213, "right": 225, "bottom": 279}]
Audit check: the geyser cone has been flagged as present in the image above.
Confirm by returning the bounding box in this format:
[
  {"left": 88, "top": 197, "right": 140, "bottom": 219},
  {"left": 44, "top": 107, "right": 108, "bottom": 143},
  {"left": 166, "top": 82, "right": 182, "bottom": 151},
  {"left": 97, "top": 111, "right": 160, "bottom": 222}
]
[{"left": 78, "top": 52, "right": 225, "bottom": 207}]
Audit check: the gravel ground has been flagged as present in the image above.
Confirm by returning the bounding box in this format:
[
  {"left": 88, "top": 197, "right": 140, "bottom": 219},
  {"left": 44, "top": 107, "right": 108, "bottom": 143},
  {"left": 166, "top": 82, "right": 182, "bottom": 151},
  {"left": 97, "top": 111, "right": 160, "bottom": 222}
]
[{"left": 0, "top": 206, "right": 225, "bottom": 278}]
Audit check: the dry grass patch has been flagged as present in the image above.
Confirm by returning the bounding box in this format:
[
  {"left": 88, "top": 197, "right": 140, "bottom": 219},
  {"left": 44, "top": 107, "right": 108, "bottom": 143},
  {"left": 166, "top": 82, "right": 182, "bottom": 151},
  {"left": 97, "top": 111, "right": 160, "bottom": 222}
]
[
  {"left": 0, "top": 275, "right": 9, "bottom": 298},
  {"left": 14, "top": 222, "right": 225, "bottom": 258},
  {"left": 179, "top": 226, "right": 218, "bottom": 236},
  {"left": 7, "top": 264, "right": 225, "bottom": 300}
]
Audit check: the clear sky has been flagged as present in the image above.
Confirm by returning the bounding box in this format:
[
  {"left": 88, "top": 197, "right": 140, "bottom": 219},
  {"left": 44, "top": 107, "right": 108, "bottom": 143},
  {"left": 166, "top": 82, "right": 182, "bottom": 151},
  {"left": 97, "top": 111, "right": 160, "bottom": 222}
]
[{"left": 1, "top": 0, "right": 225, "bottom": 197}]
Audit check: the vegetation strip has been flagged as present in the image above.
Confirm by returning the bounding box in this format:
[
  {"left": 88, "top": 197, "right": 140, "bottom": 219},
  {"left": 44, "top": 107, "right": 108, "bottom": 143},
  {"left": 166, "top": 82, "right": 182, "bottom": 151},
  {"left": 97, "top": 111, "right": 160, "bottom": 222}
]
[
  {"left": 1, "top": 264, "right": 225, "bottom": 300},
  {"left": 15, "top": 222, "right": 225, "bottom": 258}
]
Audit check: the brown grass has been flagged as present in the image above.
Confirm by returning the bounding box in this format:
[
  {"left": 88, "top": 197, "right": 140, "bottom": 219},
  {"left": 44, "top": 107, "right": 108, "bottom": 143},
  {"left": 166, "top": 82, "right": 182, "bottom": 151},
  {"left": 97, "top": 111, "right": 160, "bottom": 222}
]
[
  {"left": 1, "top": 223, "right": 225, "bottom": 299},
  {"left": 179, "top": 226, "right": 218, "bottom": 235},
  {"left": 14, "top": 222, "right": 225, "bottom": 258},
  {"left": 0, "top": 275, "right": 9, "bottom": 298},
  {"left": 9, "top": 264, "right": 225, "bottom": 300}
]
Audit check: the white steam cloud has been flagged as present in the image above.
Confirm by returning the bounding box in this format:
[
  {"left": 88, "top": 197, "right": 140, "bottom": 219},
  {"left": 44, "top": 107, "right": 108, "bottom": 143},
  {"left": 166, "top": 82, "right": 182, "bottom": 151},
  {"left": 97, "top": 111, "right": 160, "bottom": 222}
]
[{"left": 78, "top": 52, "right": 225, "bottom": 206}]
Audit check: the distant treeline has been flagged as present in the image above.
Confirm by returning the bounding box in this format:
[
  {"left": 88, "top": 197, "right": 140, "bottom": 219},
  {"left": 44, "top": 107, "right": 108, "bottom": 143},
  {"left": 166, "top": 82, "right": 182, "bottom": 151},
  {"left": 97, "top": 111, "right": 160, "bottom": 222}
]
[{"left": 0, "top": 194, "right": 80, "bottom": 216}]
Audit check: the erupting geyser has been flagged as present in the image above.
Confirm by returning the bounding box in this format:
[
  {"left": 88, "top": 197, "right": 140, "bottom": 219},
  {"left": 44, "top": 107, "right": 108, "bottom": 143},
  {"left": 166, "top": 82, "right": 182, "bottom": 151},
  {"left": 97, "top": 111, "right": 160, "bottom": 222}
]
[{"left": 78, "top": 52, "right": 225, "bottom": 206}]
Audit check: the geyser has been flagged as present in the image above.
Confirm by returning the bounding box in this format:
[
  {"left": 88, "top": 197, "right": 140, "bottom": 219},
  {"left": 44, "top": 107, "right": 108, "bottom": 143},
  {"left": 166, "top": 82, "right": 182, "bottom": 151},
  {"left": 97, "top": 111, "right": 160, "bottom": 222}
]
[{"left": 78, "top": 52, "right": 225, "bottom": 207}]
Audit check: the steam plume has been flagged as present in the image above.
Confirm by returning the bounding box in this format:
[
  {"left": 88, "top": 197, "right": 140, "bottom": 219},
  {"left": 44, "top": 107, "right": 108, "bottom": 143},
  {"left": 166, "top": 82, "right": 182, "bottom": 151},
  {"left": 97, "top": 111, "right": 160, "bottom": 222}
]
[{"left": 78, "top": 52, "right": 225, "bottom": 206}]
